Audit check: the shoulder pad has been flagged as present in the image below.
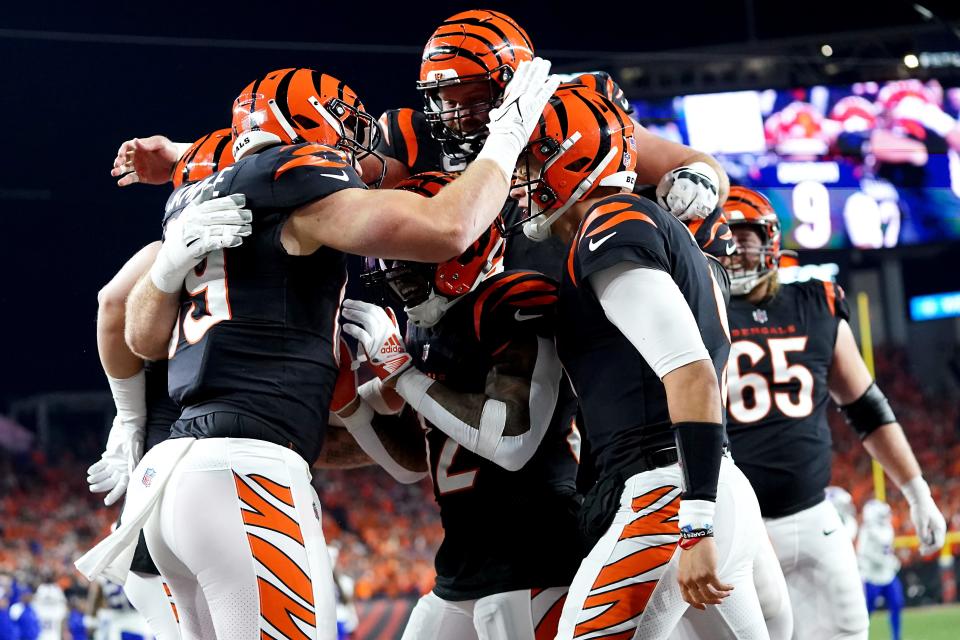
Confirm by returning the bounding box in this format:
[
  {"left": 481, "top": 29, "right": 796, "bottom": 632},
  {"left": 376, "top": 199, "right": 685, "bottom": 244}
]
[
  {"left": 568, "top": 194, "right": 668, "bottom": 286},
  {"left": 470, "top": 270, "right": 559, "bottom": 348},
  {"left": 376, "top": 108, "right": 431, "bottom": 170}
]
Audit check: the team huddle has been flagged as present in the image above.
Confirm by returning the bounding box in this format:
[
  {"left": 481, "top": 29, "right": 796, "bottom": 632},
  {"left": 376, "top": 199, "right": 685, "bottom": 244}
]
[{"left": 75, "top": 9, "right": 947, "bottom": 640}]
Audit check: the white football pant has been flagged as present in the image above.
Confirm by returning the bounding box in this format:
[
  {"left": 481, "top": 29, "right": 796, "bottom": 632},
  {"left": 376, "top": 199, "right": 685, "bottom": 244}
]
[
  {"left": 765, "top": 498, "right": 868, "bottom": 640},
  {"left": 555, "top": 455, "right": 772, "bottom": 639},
  {"left": 401, "top": 587, "right": 568, "bottom": 640},
  {"left": 143, "top": 437, "right": 337, "bottom": 640}
]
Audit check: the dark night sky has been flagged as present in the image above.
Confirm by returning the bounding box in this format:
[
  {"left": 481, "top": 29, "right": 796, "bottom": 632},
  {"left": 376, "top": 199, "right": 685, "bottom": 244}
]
[{"left": 2, "top": 0, "right": 958, "bottom": 404}]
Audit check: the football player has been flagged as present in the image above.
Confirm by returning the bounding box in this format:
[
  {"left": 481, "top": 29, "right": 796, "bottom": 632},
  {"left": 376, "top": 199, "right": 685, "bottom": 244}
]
[
  {"left": 109, "top": 10, "right": 727, "bottom": 277},
  {"left": 80, "top": 62, "right": 557, "bottom": 640},
  {"left": 502, "top": 85, "right": 778, "bottom": 639},
  {"left": 88, "top": 129, "right": 237, "bottom": 640},
  {"left": 720, "top": 186, "right": 946, "bottom": 640},
  {"left": 334, "top": 172, "right": 581, "bottom": 640}
]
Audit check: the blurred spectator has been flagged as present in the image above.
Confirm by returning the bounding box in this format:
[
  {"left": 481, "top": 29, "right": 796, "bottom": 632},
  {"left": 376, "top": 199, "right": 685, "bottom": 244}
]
[{"left": 9, "top": 589, "right": 40, "bottom": 640}]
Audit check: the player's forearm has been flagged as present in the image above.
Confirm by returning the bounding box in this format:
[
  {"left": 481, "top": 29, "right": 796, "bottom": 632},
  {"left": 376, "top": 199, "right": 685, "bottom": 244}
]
[
  {"left": 313, "top": 425, "right": 375, "bottom": 469},
  {"left": 862, "top": 422, "right": 923, "bottom": 488},
  {"left": 427, "top": 158, "right": 510, "bottom": 257},
  {"left": 336, "top": 401, "right": 427, "bottom": 482},
  {"left": 393, "top": 340, "right": 560, "bottom": 471},
  {"left": 97, "top": 243, "right": 161, "bottom": 378},
  {"left": 663, "top": 360, "right": 723, "bottom": 424},
  {"left": 125, "top": 273, "right": 179, "bottom": 361}
]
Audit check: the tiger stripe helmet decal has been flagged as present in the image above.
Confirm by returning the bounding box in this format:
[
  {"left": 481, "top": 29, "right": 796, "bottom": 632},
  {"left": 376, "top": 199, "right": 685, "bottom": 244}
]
[{"left": 171, "top": 128, "right": 235, "bottom": 188}]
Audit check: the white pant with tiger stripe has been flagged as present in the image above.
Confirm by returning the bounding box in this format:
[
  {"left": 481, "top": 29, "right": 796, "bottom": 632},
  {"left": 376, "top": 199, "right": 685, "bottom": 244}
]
[
  {"left": 142, "top": 437, "right": 337, "bottom": 640},
  {"left": 555, "top": 455, "right": 774, "bottom": 640},
  {"left": 401, "top": 587, "right": 568, "bottom": 640}
]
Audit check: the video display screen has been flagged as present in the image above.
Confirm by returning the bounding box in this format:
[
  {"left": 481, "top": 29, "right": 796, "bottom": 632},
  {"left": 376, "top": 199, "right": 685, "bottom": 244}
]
[{"left": 631, "top": 79, "right": 960, "bottom": 250}]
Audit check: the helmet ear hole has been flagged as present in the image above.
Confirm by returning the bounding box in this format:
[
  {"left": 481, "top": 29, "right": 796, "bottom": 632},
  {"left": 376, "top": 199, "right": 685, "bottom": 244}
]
[{"left": 564, "top": 157, "right": 590, "bottom": 172}]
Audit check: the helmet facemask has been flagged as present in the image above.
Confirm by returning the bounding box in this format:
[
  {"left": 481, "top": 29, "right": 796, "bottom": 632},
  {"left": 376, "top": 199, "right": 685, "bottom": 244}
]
[
  {"left": 418, "top": 70, "right": 511, "bottom": 162},
  {"left": 723, "top": 224, "right": 780, "bottom": 296}
]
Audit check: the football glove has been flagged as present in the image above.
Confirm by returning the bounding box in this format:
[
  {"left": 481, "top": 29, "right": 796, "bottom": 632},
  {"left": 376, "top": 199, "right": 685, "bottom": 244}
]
[
  {"left": 477, "top": 57, "right": 562, "bottom": 180},
  {"left": 87, "top": 415, "right": 144, "bottom": 506},
  {"left": 341, "top": 299, "right": 412, "bottom": 384},
  {"left": 902, "top": 476, "right": 947, "bottom": 555},
  {"left": 656, "top": 162, "right": 720, "bottom": 221},
  {"left": 150, "top": 193, "right": 252, "bottom": 293}
]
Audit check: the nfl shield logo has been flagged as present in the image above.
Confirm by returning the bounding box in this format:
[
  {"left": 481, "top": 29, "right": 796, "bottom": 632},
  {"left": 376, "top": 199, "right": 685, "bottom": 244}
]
[
  {"left": 142, "top": 468, "right": 156, "bottom": 487},
  {"left": 753, "top": 309, "right": 769, "bottom": 324}
]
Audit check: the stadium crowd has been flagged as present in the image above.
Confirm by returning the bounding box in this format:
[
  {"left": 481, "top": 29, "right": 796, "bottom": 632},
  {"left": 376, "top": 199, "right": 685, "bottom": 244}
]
[{"left": 1, "top": 345, "right": 957, "bottom": 613}]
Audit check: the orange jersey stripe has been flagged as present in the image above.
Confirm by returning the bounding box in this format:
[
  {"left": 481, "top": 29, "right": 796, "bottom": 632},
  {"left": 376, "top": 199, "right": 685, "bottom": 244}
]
[
  {"left": 398, "top": 109, "right": 419, "bottom": 169},
  {"left": 586, "top": 211, "right": 657, "bottom": 240},
  {"left": 472, "top": 272, "right": 528, "bottom": 339},
  {"left": 823, "top": 281, "right": 837, "bottom": 316}
]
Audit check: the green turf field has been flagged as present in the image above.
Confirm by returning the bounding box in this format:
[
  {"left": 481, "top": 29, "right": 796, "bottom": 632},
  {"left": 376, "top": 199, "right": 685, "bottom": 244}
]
[{"left": 867, "top": 604, "right": 960, "bottom": 640}]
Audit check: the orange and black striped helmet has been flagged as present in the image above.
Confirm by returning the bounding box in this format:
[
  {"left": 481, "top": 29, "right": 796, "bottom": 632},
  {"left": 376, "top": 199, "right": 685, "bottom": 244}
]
[
  {"left": 722, "top": 186, "right": 783, "bottom": 295},
  {"left": 171, "top": 128, "right": 235, "bottom": 189},
  {"left": 508, "top": 84, "right": 638, "bottom": 241},
  {"left": 361, "top": 171, "right": 505, "bottom": 327},
  {"left": 231, "top": 68, "right": 381, "bottom": 181},
  {"left": 417, "top": 10, "right": 534, "bottom": 159}
]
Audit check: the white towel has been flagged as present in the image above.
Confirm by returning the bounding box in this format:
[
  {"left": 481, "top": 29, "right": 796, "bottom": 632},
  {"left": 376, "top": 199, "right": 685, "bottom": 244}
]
[{"left": 75, "top": 438, "right": 195, "bottom": 584}]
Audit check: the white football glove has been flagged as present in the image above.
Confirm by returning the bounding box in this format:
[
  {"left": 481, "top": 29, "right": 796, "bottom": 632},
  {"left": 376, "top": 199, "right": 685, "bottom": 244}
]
[
  {"left": 341, "top": 299, "right": 412, "bottom": 384},
  {"left": 902, "top": 476, "right": 947, "bottom": 555},
  {"left": 656, "top": 162, "right": 720, "bottom": 221},
  {"left": 476, "top": 57, "right": 562, "bottom": 180},
  {"left": 150, "top": 193, "right": 252, "bottom": 293},
  {"left": 87, "top": 416, "right": 145, "bottom": 506}
]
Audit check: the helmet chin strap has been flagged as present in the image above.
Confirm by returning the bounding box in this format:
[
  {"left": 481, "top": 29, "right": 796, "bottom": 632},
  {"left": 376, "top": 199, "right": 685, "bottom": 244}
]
[{"left": 523, "top": 143, "right": 629, "bottom": 242}]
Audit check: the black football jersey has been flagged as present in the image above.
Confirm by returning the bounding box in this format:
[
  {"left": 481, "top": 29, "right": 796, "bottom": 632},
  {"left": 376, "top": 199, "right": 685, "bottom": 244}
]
[
  {"left": 558, "top": 193, "right": 731, "bottom": 479},
  {"left": 143, "top": 360, "right": 179, "bottom": 451},
  {"left": 726, "top": 279, "right": 850, "bottom": 518},
  {"left": 405, "top": 270, "right": 582, "bottom": 600},
  {"left": 165, "top": 143, "right": 364, "bottom": 463}
]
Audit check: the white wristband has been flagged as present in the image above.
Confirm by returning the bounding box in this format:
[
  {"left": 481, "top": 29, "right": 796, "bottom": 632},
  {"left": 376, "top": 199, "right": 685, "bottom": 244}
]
[
  {"left": 900, "top": 475, "right": 931, "bottom": 506},
  {"left": 679, "top": 499, "right": 716, "bottom": 531},
  {"left": 394, "top": 368, "right": 436, "bottom": 410},
  {"left": 106, "top": 370, "right": 147, "bottom": 427},
  {"left": 475, "top": 134, "right": 522, "bottom": 184},
  {"left": 358, "top": 378, "right": 404, "bottom": 415},
  {"left": 149, "top": 252, "right": 190, "bottom": 294}
]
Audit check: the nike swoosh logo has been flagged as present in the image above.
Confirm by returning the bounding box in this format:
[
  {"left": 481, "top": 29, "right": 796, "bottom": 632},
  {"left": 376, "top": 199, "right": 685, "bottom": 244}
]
[
  {"left": 321, "top": 170, "right": 350, "bottom": 182},
  {"left": 726, "top": 242, "right": 737, "bottom": 255},
  {"left": 515, "top": 310, "right": 544, "bottom": 322},
  {"left": 588, "top": 231, "right": 617, "bottom": 251},
  {"left": 823, "top": 528, "right": 837, "bottom": 536}
]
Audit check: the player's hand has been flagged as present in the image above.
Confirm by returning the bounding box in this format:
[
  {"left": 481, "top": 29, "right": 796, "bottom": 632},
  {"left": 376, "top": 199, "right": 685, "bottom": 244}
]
[
  {"left": 656, "top": 162, "right": 720, "bottom": 221},
  {"left": 111, "top": 136, "right": 182, "bottom": 187},
  {"left": 87, "top": 416, "right": 145, "bottom": 506},
  {"left": 331, "top": 337, "right": 360, "bottom": 416},
  {"left": 150, "top": 194, "right": 252, "bottom": 293},
  {"left": 677, "top": 537, "right": 734, "bottom": 610},
  {"left": 340, "top": 299, "right": 412, "bottom": 384},
  {"left": 477, "top": 57, "right": 562, "bottom": 179},
  {"left": 902, "top": 477, "right": 947, "bottom": 555}
]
